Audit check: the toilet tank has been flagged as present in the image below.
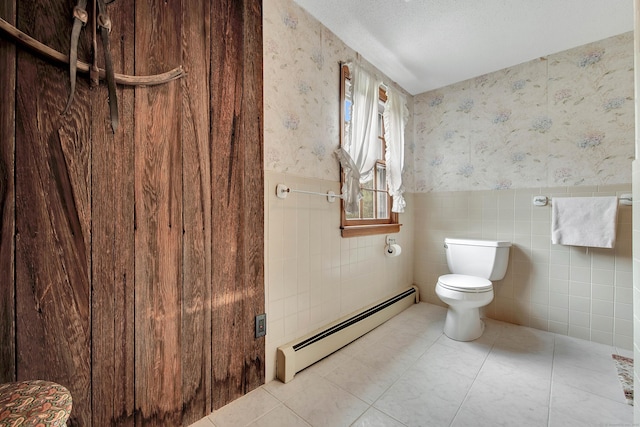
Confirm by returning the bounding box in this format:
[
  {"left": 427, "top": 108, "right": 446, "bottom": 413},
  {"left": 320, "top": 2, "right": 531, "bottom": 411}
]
[{"left": 444, "top": 237, "right": 511, "bottom": 281}]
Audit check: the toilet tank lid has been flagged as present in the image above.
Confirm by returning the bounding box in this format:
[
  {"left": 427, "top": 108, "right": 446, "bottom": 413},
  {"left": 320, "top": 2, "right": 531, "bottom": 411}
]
[{"left": 445, "top": 237, "right": 511, "bottom": 247}]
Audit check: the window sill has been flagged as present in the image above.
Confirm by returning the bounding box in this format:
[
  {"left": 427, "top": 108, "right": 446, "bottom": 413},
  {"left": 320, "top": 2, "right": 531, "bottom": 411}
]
[{"left": 340, "top": 223, "right": 401, "bottom": 238}]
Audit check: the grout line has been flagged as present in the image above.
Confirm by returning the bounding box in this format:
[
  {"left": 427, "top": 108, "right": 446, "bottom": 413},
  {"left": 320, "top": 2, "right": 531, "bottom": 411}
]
[
  {"left": 546, "top": 334, "right": 557, "bottom": 427},
  {"left": 447, "top": 327, "right": 498, "bottom": 426}
]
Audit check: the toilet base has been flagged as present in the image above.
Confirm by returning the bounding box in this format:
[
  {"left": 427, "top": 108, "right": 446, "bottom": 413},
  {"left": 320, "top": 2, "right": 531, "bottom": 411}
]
[{"left": 443, "top": 306, "right": 484, "bottom": 341}]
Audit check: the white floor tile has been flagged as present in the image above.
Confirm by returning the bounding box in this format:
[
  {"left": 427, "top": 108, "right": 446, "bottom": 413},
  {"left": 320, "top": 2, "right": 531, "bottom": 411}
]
[
  {"left": 454, "top": 376, "right": 550, "bottom": 427},
  {"left": 324, "top": 355, "right": 397, "bottom": 404},
  {"left": 412, "top": 342, "right": 487, "bottom": 380},
  {"left": 189, "top": 417, "right": 215, "bottom": 427},
  {"left": 493, "top": 329, "right": 556, "bottom": 356},
  {"left": 263, "top": 369, "right": 325, "bottom": 403},
  {"left": 376, "top": 327, "right": 439, "bottom": 360},
  {"left": 553, "top": 334, "right": 618, "bottom": 373},
  {"left": 373, "top": 364, "right": 474, "bottom": 426},
  {"left": 479, "top": 350, "right": 553, "bottom": 386},
  {"left": 283, "top": 373, "right": 369, "bottom": 427},
  {"left": 549, "top": 382, "right": 633, "bottom": 426},
  {"left": 247, "top": 404, "right": 311, "bottom": 427},
  {"left": 351, "top": 407, "right": 407, "bottom": 427},
  {"left": 304, "top": 349, "right": 353, "bottom": 378},
  {"left": 552, "top": 362, "right": 626, "bottom": 404},
  {"left": 474, "top": 362, "right": 551, "bottom": 402},
  {"left": 207, "top": 388, "right": 280, "bottom": 427},
  {"left": 352, "top": 340, "right": 418, "bottom": 376}
]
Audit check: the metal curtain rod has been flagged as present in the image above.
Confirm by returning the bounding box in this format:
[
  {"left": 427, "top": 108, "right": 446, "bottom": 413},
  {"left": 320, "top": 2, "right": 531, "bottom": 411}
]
[{"left": 275, "top": 184, "right": 343, "bottom": 203}]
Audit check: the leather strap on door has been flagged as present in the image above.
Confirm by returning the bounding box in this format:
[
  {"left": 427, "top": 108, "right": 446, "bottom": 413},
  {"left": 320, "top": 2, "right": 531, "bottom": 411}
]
[
  {"left": 96, "top": 0, "right": 118, "bottom": 133},
  {"left": 64, "top": 0, "right": 118, "bottom": 133},
  {"left": 63, "top": 0, "right": 88, "bottom": 114}
]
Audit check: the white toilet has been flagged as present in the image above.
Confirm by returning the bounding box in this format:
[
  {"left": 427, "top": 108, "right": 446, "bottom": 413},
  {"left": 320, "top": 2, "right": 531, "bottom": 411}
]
[{"left": 435, "top": 237, "right": 511, "bottom": 341}]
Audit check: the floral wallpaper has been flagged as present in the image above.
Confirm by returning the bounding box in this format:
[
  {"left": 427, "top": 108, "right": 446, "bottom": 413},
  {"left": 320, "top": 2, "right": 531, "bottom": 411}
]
[
  {"left": 263, "top": 0, "right": 348, "bottom": 180},
  {"left": 413, "top": 32, "right": 634, "bottom": 193},
  {"left": 265, "top": 0, "right": 633, "bottom": 194},
  {"left": 263, "top": 0, "right": 412, "bottom": 182}
]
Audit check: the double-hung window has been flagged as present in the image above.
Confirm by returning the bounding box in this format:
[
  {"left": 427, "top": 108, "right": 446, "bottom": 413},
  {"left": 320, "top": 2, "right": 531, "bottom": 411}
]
[{"left": 338, "top": 64, "right": 402, "bottom": 238}]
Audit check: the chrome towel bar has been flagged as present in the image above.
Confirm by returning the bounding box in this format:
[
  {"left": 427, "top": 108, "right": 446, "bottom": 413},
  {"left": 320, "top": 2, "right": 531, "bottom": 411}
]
[{"left": 532, "top": 194, "right": 632, "bottom": 207}]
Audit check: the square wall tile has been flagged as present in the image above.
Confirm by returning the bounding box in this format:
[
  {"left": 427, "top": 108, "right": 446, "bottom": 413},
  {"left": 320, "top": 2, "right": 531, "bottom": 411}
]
[{"left": 590, "top": 313, "right": 614, "bottom": 333}]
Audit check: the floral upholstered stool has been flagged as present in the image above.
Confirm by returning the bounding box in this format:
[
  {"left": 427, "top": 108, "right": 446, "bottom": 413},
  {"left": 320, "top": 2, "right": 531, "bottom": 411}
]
[{"left": 0, "top": 380, "right": 72, "bottom": 426}]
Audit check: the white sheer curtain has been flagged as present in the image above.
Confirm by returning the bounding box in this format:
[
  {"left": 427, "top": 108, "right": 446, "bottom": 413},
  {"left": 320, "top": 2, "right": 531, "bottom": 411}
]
[
  {"left": 334, "top": 148, "right": 361, "bottom": 214},
  {"left": 335, "top": 63, "right": 380, "bottom": 214},
  {"left": 383, "top": 86, "right": 408, "bottom": 213}
]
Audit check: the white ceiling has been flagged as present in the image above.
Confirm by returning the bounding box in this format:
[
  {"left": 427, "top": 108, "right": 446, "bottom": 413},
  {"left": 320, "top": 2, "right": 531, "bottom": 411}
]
[{"left": 293, "top": 0, "right": 634, "bottom": 95}]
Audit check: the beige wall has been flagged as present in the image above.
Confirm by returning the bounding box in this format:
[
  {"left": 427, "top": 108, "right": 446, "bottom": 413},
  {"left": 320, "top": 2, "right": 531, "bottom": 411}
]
[
  {"left": 414, "top": 185, "right": 632, "bottom": 350},
  {"left": 264, "top": 171, "right": 415, "bottom": 380}
]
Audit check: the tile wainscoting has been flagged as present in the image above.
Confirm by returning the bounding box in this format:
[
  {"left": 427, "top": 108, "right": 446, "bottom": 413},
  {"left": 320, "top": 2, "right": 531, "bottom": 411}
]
[
  {"left": 414, "top": 184, "right": 633, "bottom": 350},
  {"left": 264, "top": 170, "right": 415, "bottom": 381}
]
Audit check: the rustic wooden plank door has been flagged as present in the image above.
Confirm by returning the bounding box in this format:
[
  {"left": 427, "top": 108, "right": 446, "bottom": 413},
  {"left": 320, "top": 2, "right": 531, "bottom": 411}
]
[{"left": 0, "top": 0, "right": 265, "bottom": 425}]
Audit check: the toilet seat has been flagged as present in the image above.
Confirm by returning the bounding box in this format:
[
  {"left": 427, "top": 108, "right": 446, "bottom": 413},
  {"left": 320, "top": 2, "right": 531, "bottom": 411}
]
[{"left": 437, "top": 274, "right": 492, "bottom": 293}]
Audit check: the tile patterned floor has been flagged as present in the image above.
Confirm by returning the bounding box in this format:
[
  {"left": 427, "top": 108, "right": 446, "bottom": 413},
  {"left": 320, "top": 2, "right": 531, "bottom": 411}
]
[{"left": 191, "top": 302, "right": 633, "bottom": 427}]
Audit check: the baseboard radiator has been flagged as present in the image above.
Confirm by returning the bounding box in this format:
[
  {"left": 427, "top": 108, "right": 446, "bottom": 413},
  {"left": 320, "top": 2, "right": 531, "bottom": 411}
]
[{"left": 276, "top": 286, "right": 419, "bottom": 383}]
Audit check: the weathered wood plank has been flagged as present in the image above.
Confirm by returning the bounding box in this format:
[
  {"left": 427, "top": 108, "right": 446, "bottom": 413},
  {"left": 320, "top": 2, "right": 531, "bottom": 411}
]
[
  {"left": 211, "top": 0, "right": 245, "bottom": 409},
  {"left": 181, "top": 0, "right": 212, "bottom": 424},
  {"left": 0, "top": 0, "right": 16, "bottom": 385},
  {"left": 91, "top": 1, "right": 136, "bottom": 426},
  {"left": 14, "top": 2, "right": 92, "bottom": 426},
  {"left": 134, "top": 1, "right": 183, "bottom": 425},
  {"left": 210, "top": 0, "right": 265, "bottom": 409},
  {"left": 240, "top": 0, "right": 265, "bottom": 394}
]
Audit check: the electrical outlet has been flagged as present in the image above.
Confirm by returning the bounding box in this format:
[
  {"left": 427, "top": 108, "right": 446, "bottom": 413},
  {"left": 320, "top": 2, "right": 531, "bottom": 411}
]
[{"left": 255, "top": 313, "right": 266, "bottom": 338}]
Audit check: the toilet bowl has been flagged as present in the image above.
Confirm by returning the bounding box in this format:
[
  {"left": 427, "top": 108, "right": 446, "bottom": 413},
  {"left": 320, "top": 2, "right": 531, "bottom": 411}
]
[
  {"left": 436, "top": 274, "right": 494, "bottom": 341},
  {"left": 435, "top": 238, "right": 511, "bottom": 341}
]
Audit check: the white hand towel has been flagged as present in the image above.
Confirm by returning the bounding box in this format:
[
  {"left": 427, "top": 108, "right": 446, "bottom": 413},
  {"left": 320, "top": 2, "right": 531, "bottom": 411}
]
[{"left": 551, "top": 196, "right": 618, "bottom": 248}]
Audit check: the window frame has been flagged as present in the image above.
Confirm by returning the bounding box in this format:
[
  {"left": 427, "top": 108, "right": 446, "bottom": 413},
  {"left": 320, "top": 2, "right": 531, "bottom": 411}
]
[{"left": 339, "top": 64, "right": 400, "bottom": 238}]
